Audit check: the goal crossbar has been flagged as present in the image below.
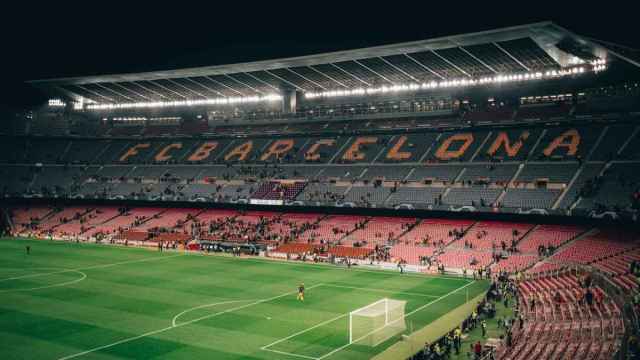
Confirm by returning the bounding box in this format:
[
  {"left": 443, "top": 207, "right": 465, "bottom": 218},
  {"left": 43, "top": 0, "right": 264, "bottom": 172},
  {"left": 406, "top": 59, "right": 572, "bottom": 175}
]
[{"left": 348, "top": 298, "right": 406, "bottom": 346}]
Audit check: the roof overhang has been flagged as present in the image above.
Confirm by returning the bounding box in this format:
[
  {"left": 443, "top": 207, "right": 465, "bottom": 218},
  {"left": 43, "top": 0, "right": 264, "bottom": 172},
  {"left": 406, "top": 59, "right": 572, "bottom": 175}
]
[{"left": 28, "top": 21, "right": 621, "bottom": 107}]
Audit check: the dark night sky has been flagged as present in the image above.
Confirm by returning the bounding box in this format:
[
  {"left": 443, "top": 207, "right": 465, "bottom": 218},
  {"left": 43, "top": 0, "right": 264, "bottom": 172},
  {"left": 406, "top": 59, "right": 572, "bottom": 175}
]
[{"left": 0, "top": 1, "right": 637, "bottom": 110}]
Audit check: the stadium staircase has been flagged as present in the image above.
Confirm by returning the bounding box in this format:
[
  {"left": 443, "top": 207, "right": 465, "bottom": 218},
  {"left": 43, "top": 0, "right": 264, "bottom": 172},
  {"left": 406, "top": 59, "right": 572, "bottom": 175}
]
[
  {"left": 552, "top": 164, "right": 584, "bottom": 210},
  {"left": 550, "top": 125, "right": 610, "bottom": 210},
  {"left": 418, "top": 133, "right": 442, "bottom": 163},
  {"left": 79, "top": 209, "right": 130, "bottom": 235},
  {"left": 469, "top": 132, "right": 492, "bottom": 162},
  {"left": 371, "top": 138, "right": 391, "bottom": 163},
  {"left": 570, "top": 162, "right": 611, "bottom": 211},
  {"left": 3, "top": 208, "right": 14, "bottom": 232},
  {"left": 329, "top": 136, "right": 353, "bottom": 163},
  {"left": 512, "top": 224, "right": 539, "bottom": 248},
  {"left": 498, "top": 272, "right": 623, "bottom": 360},
  {"left": 47, "top": 207, "right": 95, "bottom": 231},
  {"left": 617, "top": 125, "right": 640, "bottom": 156},
  {"left": 527, "top": 228, "right": 600, "bottom": 273}
]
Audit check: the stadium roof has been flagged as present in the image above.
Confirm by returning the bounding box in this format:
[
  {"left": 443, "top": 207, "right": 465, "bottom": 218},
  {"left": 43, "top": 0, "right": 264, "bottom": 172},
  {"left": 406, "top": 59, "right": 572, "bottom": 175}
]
[{"left": 30, "top": 21, "right": 622, "bottom": 106}]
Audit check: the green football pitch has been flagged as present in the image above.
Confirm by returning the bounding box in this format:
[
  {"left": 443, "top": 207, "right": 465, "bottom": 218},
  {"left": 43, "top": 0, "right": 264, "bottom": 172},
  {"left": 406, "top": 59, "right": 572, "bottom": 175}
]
[{"left": 0, "top": 238, "right": 489, "bottom": 360}]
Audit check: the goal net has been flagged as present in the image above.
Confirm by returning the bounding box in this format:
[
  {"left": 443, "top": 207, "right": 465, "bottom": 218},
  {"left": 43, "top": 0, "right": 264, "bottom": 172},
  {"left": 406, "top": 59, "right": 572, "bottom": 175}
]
[{"left": 349, "top": 298, "right": 407, "bottom": 346}]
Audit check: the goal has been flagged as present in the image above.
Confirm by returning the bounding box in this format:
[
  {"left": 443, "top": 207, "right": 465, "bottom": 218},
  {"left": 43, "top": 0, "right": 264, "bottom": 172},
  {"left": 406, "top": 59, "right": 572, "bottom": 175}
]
[{"left": 349, "top": 298, "right": 407, "bottom": 346}]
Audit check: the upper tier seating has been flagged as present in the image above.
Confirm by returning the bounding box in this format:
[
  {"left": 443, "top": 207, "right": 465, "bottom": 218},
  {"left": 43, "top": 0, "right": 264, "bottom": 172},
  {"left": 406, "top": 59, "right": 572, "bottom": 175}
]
[
  {"left": 251, "top": 181, "right": 306, "bottom": 201},
  {"left": 531, "top": 126, "right": 601, "bottom": 161},
  {"left": 0, "top": 166, "right": 37, "bottom": 195},
  {"left": 442, "top": 187, "right": 502, "bottom": 207},
  {"left": 318, "top": 166, "right": 365, "bottom": 180},
  {"left": 590, "top": 125, "right": 636, "bottom": 161},
  {"left": 407, "top": 165, "right": 462, "bottom": 183},
  {"left": 1, "top": 117, "right": 639, "bottom": 215},
  {"left": 361, "top": 165, "right": 412, "bottom": 181},
  {"left": 577, "top": 162, "right": 640, "bottom": 210},
  {"left": 619, "top": 128, "right": 640, "bottom": 160},
  {"left": 501, "top": 188, "right": 561, "bottom": 209},
  {"left": 556, "top": 163, "right": 603, "bottom": 210},
  {"left": 515, "top": 163, "right": 579, "bottom": 183},
  {"left": 297, "top": 183, "right": 348, "bottom": 203},
  {"left": 385, "top": 186, "right": 446, "bottom": 208},
  {"left": 458, "top": 164, "right": 517, "bottom": 184},
  {"left": 343, "top": 185, "right": 392, "bottom": 206},
  {"left": 424, "top": 131, "right": 491, "bottom": 163}
]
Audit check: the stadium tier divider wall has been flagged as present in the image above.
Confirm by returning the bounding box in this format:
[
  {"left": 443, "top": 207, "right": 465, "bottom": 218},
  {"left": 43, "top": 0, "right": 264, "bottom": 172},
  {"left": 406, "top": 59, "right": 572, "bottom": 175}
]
[{"left": 4, "top": 196, "right": 637, "bottom": 229}]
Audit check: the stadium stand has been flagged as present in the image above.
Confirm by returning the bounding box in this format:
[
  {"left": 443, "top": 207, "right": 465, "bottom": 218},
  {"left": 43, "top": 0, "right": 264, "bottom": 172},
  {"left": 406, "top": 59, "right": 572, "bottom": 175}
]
[
  {"left": 452, "top": 221, "right": 533, "bottom": 250},
  {"left": 385, "top": 185, "right": 446, "bottom": 208},
  {"left": 577, "top": 162, "right": 640, "bottom": 211},
  {"left": 3, "top": 21, "right": 640, "bottom": 360},
  {"left": 2, "top": 112, "right": 638, "bottom": 216},
  {"left": 297, "top": 215, "right": 366, "bottom": 243},
  {"left": 341, "top": 216, "right": 414, "bottom": 247},
  {"left": 499, "top": 271, "right": 624, "bottom": 360},
  {"left": 516, "top": 224, "right": 584, "bottom": 254}
]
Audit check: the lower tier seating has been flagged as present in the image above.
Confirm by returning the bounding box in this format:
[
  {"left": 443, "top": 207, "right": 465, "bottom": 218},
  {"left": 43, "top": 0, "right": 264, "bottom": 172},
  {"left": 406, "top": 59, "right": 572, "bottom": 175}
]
[{"left": 498, "top": 272, "right": 624, "bottom": 360}]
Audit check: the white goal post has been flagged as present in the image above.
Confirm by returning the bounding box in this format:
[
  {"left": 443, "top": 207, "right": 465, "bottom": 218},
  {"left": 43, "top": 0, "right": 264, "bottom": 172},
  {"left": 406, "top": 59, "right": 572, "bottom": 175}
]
[{"left": 349, "top": 298, "right": 407, "bottom": 346}]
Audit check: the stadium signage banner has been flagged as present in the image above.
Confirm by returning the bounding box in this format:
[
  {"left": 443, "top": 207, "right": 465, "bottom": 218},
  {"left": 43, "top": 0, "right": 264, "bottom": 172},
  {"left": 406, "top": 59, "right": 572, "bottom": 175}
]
[{"left": 249, "top": 199, "right": 284, "bottom": 206}]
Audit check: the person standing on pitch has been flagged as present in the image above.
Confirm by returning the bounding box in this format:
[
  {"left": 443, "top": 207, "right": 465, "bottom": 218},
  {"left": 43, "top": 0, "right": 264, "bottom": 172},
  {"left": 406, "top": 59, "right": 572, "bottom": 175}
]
[
  {"left": 297, "top": 283, "right": 305, "bottom": 302},
  {"left": 26, "top": 245, "right": 31, "bottom": 255}
]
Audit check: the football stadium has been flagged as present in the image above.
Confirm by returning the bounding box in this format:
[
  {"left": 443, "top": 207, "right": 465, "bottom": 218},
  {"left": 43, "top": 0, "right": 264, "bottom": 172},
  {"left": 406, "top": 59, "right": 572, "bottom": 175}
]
[{"left": 1, "top": 21, "right": 639, "bottom": 359}]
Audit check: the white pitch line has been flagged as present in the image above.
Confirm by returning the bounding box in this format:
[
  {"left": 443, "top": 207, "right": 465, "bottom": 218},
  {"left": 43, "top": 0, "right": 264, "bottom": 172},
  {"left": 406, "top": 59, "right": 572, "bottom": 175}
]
[
  {"left": 172, "top": 299, "right": 257, "bottom": 327},
  {"left": 58, "top": 325, "right": 175, "bottom": 360},
  {"left": 0, "top": 270, "right": 87, "bottom": 293},
  {"left": 315, "top": 280, "right": 478, "bottom": 360},
  {"left": 260, "top": 283, "right": 450, "bottom": 357},
  {"left": 321, "top": 284, "right": 440, "bottom": 298},
  {"left": 262, "top": 348, "right": 320, "bottom": 360},
  {"left": 0, "top": 254, "right": 184, "bottom": 282},
  {"left": 177, "top": 284, "right": 323, "bottom": 328},
  {"left": 261, "top": 312, "right": 348, "bottom": 350},
  {"left": 58, "top": 284, "right": 324, "bottom": 360}
]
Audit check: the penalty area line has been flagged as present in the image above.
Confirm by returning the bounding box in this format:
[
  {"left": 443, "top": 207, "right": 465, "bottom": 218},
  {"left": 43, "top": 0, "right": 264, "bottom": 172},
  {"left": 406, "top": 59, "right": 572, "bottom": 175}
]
[
  {"left": 261, "top": 312, "right": 348, "bottom": 350},
  {"left": 321, "top": 284, "right": 441, "bottom": 298},
  {"left": 260, "top": 282, "right": 440, "bottom": 358},
  {"left": 58, "top": 283, "right": 324, "bottom": 360},
  {"left": 0, "top": 270, "right": 87, "bottom": 293},
  {"left": 172, "top": 299, "right": 258, "bottom": 327},
  {"left": 261, "top": 348, "right": 320, "bottom": 360},
  {"left": 315, "top": 280, "right": 478, "bottom": 360}
]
